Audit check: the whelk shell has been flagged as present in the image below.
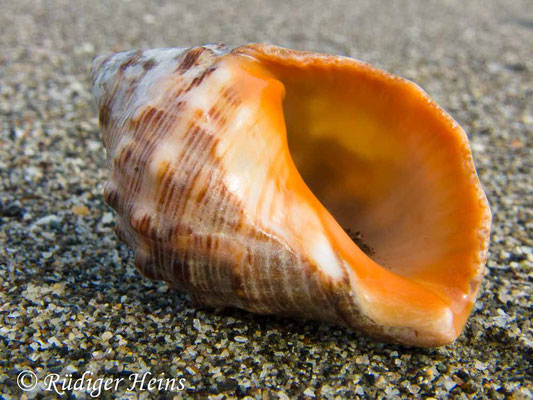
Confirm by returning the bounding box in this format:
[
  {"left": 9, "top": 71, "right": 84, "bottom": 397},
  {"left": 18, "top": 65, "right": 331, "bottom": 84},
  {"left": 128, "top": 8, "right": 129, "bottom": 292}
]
[{"left": 91, "top": 43, "right": 491, "bottom": 347}]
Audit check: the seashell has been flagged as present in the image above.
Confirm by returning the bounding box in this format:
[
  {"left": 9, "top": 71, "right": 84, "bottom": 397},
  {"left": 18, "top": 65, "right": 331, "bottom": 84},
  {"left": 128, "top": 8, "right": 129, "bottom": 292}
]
[{"left": 91, "top": 43, "right": 491, "bottom": 347}]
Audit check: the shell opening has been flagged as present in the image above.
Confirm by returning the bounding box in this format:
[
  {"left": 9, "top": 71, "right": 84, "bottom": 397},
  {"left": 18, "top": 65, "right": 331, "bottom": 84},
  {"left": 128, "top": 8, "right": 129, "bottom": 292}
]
[{"left": 269, "top": 56, "right": 489, "bottom": 315}]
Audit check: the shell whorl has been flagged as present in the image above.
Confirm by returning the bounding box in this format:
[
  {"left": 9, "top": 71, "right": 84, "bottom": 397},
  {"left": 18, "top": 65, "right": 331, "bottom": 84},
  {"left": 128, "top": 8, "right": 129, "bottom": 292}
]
[
  {"left": 92, "top": 43, "right": 490, "bottom": 347},
  {"left": 93, "top": 45, "right": 345, "bottom": 317}
]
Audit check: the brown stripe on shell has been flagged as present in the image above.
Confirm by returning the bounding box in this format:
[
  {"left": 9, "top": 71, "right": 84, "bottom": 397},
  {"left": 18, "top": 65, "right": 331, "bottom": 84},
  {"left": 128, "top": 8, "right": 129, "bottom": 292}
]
[
  {"left": 98, "top": 98, "right": 112, "bottom": 129},
  {"left": 135, "top": 246, "right": 166, "bottom": 281},
  {"left": 119, "top": 50, "right": 143, "bottom": 73},
  {"left": 130, "top": 213, "right": 158, "bottom": 241},
  {"left": 142, "top": 59, "right": 157, "bottom": 71},
  {"left": 186, "top": 66, "right": 217, "bottom": 91},
  {"left": 103, "top": 182, "right": 121, "bottom": 210},
  {"left": 176, "top": 46, "right": 213, "bottom": 72}
]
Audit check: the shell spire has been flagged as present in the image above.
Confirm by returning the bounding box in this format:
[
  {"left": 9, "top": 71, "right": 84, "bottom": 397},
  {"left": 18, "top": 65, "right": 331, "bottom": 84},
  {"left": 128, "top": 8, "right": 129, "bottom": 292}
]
[{"left": 91, "top": 43, "right": 491, "bottom": 347}]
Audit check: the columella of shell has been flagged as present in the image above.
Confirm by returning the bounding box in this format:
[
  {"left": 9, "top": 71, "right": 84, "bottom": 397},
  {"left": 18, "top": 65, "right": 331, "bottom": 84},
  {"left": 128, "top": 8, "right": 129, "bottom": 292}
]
[{"left": 91, "top": 43, "right": 491, "bottom": 347}]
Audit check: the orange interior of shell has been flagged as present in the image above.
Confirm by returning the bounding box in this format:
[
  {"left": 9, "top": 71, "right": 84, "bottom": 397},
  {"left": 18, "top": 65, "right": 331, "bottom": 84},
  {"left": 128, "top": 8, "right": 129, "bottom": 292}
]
[{"left": 229, "top": 45, "right": 491, "bottom": 342}]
